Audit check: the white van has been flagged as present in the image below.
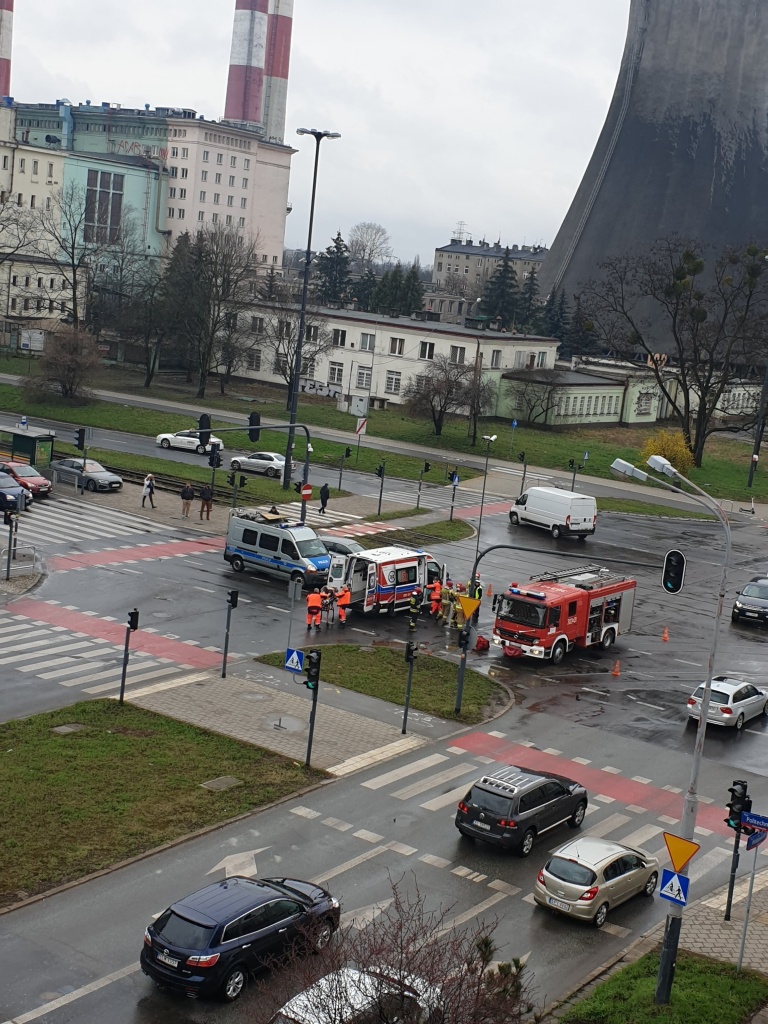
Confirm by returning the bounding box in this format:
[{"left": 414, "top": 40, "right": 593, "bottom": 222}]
[
  {"left": 509, "top": 486, "right": 597, "bottom": 540},
  {"left": 224, "top": 508, "right": 330, "bottom": 587}
]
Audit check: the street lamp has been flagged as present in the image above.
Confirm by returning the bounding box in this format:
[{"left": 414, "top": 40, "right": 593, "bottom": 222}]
[
  {"left": 475, "top": 434, "right": 497, "bottom": 558},
  {"left": 610, "top": 455, "right": 731, "bottom": 1005},
  {"left": 283, "top": 128, "right": 341, "bottom": 491}
]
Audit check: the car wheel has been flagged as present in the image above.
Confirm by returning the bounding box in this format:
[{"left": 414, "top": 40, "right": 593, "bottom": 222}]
[
  {"left": 231, "top": 460, "right": 241, "bottom": 471},
  {"left": 551, "top": 641, "right": 567, "bottom": 666},
  {"left": 86, "top": 480, "right": 97, "bottom": 492},
  {"left": 551, "top": 525, "right": 561, "bottom": 539},
  {"left": 196, "top": 444, "right": 206, "bottom": 454},
  {"left": 231, "top": 555, "right": 245, "bottom": 572},
  {"left": 601, "top": 629, "right": 616, "bottom": 650},
  {"left": 568, "top": 801, "right": 587, "bottom": 828},
  {"left": 312, "top": 920, "right": 334, "bottom": 952},
  {"left": 290, "top": 572, "right": 304, "bottom": 585},
  {"left": 518, "top": 829, "right": 536, "bottom": 858},
  {"left": 160, "top": 439, "right": 171, "bottom": 449},
  {"left": 220, "top": 966, "right": 247, "bottom": 1002},
  {"left": 731, "top": 610, "right": 740, "bottom": 623},
  {"left": 266, "top": 467, "right": 278, "bottom": 478},
  {"left": 763, "top": 701, "right": 768, "bottom": 717},
  {"left": 509, "top": 512, "right": 519, "bottom": 525},
  {"left": 735, "top": 713, "right": 745, "bottom": 731},
  {"left": 577, "top": 534, "right": 587, "bottom": 543},
  {"left": 643, "top": 871, "right": 658, "bottom": 897},
  {"left": 593, "top": 902, "right": 609, "bottom": 928}
]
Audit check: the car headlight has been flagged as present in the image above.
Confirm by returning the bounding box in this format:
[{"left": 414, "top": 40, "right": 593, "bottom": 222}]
[
  {"left": 735, "top": 601, "right": 744, "bottom": 609},
  {"left": 329, "top": 897, "right": 340, "bottom": 909}
]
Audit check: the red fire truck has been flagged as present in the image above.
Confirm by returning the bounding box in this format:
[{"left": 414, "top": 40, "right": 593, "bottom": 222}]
[{"left": 492, "top": 564, "right": 636, "bottom": 664}]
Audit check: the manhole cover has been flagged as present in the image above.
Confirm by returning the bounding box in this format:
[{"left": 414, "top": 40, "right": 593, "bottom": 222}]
[
  {"left": 52, "top": 723, "right": 85, "bottom": 735},
  {"left": 201, "top": 776, "right": 243, "bottom": 792}
]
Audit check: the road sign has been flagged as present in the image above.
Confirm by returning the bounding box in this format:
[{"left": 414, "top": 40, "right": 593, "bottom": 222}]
[
  {"left": 355, "top": 417, "right": 367, "bottom": 435},
  {"left": 663, "top": 832, "right": 700, "bottom": 873},
  {"left": 301, "top": 483, "right": 312, "bottom": 501},
  {"left": 748, "top": 829, "right": 767, "bottom": 852},
  {"left": 285, "top": 648, "right": 304, "bottom": 674},
  {"left": 742, "top": 810, "right": 768, "bottom": 831},
  {"left": 512, "top": 419, "right": 518, "bottom": 429},
  {"left": 458, "top": 596, "right": 481, "bottom": 620},
  {"left": 451, "top": 472, "right": 460, "bottom": 487},
  {"left": 659, "top": 869, "right": 690, "bottom": 906}
]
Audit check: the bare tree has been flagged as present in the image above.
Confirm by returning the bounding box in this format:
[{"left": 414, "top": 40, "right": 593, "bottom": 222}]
[
  {"left": 348, "top": 221, "right": 393, "bottom": 272},
  {"left": 211, "top": 310, "right": 263, "bottom": 395},
  {"left": 466, "top": 369, "right": 498, "bottom": 446},
  {"left": 504, "top": 370, "right": 566, "bottom": 426},
  {"left": 31, "top": 326, "right": 101, "bottom": 400},
  {"left": 257, "top": 300, "right": 334, "bottom": 402},
  {"left": 403, "top": 354, "right": 474, "bottom": 436}
]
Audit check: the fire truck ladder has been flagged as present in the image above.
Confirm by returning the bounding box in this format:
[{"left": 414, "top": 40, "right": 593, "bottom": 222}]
[{"left": 529, "top": 565, "right": 631, "bottom": 590}]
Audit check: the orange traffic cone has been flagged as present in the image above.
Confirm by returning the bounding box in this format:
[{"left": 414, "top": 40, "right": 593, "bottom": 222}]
[
  {"left": 612, "top": 660, "right": 621, "bottom": 678},
  {"left": 486, "top": 583, "right": 493, "bottom": 597},
  {"left": 662, "top": 627, "right": 669, "bottom": 642}
]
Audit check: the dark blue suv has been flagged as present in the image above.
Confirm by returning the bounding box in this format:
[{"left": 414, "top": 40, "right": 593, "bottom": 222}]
[{"left": 140, "top": 876, "right": 340, "bottom": 1002}]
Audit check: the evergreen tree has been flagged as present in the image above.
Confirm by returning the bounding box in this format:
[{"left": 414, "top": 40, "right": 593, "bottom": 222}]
[
  {"left": 542, "top": 288, "right": 570, "bottom": 342},
  {"left": 370, "top": 269, "right": 392, "bottom": 312},
  {"left": 313, "top": 230, "right": 351, "bottom": 304},
  {"left": 480, "top": 247, "right": 518, "bottom": 329},
  {"left": 353, "top": 268, "right": 377, "bottom": 311},
  {"left": 399, "top": 263, "right": 425, "bottom": 314},
  {"left": 518, "top": 270, "right": 540, "bottom": 331},
  {"left": 559, "top": 295, "right": 598, "bottom": 359}
]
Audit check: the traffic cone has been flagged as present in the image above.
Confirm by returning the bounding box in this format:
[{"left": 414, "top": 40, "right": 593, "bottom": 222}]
[
  {"left": 612, "top": 660, "right": 621, "bottom": 677},
  {"left": 486, "top": 584, "right": 493, "bottom": 597},
  {"left": 662, "top": 627, "right": 669, "bottom": 642}
]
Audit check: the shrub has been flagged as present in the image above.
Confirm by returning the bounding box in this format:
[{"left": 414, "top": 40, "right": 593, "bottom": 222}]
[{"left": 640, "top": 428, "right": 694, "bottom": 474}]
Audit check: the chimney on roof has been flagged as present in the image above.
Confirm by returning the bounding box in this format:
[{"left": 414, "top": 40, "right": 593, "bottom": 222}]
[
  {"left": 224, "top": 0, "right": 294, "bottom": 143},
  {"left": 0, "top": 0, "right": 13, "bottom": 99}
]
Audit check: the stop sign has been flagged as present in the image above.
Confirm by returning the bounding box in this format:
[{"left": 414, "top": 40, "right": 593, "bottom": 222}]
[{"left": 301, "top": 483, "right": 313, "bottom": 501}]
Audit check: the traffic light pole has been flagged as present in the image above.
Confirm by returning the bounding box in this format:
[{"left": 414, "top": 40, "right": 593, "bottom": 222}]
[
  {"left": 305, "top": 680, "right": 319, "bottom": 767},
  {"left": 725, "top": 818, "right": 743, "bottom": 921},
  {"left": 222, "top": 591, "right": 238, "bottom": 679},
  {"left": 118, "top": 608, "right": 139, "bottom": 705},
  {"left": 402, "top": 616, "right": 418, "bottom": 734},
  {"left": 376, "top": 460, "right": 386, "bottom": 516}
]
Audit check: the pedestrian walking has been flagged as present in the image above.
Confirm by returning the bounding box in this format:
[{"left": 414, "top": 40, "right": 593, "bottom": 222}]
[
  {"left": 306, "top": 588, "right": 323, "bottom": 631},
  {"left": 199, "top": 483, "right": 213, "bottom": 521},
  {"left": 179, "top": 481, "right": 195, "bottom": 518},
  {"left": 319, "top": 482, "right": 330, "bottom": 515},
  {"left": 141, "top": 473, "right": 156, "bottom": 509}
]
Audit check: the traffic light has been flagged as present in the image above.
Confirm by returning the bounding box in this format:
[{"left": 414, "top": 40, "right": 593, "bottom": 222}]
[
  {"left": 74, "top": 427, "right": 86, "bottom": 451},
  {"left": 518, "top": 451, "right": 525, "bottom": 463},
  {"left": 294, "top": 481, "right": 302, "bottom": 495},
  {"left": 248, "top": 412, "right": 261, "bottom": 443},
  {"left": 405, "top": 639, "right": 417, "bottom": 664},
  {"left": 423, "top": 461, "right": 431, "bottom": 473},
  {"left": 376, "top": 464, "right": 384, "bottom": 478},
  {"left": 344, "top": 447, "right": 352, "bottom": 459},
  {"left": 726, "top": 780, "right": 751, "bottom": 830},
  {"left": 239, "top": 476, "right": 247, "bottom": 489},
  {"left": 208, "top": 443, "right": 222, "bottom": 469},
  {"left": 128, "top": 608, "right": 139, "bottom": 632},
  {"left": 198, "top": 414, "right": 211, "bottom": 448},
  {"left": 305, "top": 648, "right": 321, "bottom": 690},
  {"left": 227, "top": 589, "right": 239, "bottom": 609},
  {"left": 568, "top": 458, "right": 575, "bottom": 469},
  {"left": 661, "top": 549, "right": 687, "bottom": 594},
  {"left": 458, "top": 627, "right": 471, "bottom": 651},
  {"left": 3, "top": 509, "right": 14, "bottom": 526},
  {"left": 227, "top": 473, "right": 236, "bottom": 486}
]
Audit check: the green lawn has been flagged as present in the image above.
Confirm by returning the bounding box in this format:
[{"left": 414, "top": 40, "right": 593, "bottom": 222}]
[
  {"left": 560, "top": 951, "right": 768, "bottom": 1024},
  {"left": 356, "top": 519, "right": 474, "bottom": 549},
  {"left": 597, "top": 497, "right": 714, "bottom": 520},
  {"left": 0, "top": 701, "right": 323, "bottom": 906},
  {"left": 259, "top": 643, "right": 502, "bottom": 723}
]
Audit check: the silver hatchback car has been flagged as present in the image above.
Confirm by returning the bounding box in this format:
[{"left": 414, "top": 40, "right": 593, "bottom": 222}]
[
  {"left": 534, "top": 836, "right": 659, "bottom": 928},
  {"left": 687, "top": 675, "right": 768, "bottom": 730}
]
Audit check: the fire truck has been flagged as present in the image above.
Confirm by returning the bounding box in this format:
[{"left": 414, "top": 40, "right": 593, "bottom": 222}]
[{"left": 492, "top": 564, "right": 636, "bottom": 664}]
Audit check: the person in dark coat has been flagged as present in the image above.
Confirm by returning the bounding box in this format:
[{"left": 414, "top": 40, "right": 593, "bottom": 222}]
[{"left": 319, "top": 482, "right": 330, "bottom": 514}]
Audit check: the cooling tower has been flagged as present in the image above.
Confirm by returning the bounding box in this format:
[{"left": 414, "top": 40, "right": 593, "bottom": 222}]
[{"left": 0, "top": 0, "right": 13, "bottom": 98}]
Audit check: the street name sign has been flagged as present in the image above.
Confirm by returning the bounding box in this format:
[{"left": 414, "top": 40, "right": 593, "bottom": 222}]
[
  {"left": 285, "top": 648, "right": 304, "bottom": 674},
  {"left": 748, "top": 830, "right": 767, "bottom": 852},
  {"left": 659, "top": 869, "right": 690, "bottom": 906},
  {"left": 742, "top": 810, "right": 768, "bottom": 831}
]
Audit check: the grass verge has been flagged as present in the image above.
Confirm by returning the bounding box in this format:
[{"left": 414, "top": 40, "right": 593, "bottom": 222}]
[
  {"left": 355, "top": 519, "right": 474, "bottom": 550},
  {"left": 597, "top": 497, "right": 714, "bottom": 520},
  {"left": 259, "top": 643, "right": 502, "bottom": 724},
  {"left": 0, "top": 700, "right": 323, "bottom": 906},
  {"left": 559, "top": 951, "right": 768, "bottom": 1024}
]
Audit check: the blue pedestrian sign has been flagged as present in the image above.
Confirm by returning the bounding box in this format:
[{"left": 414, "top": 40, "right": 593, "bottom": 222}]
[
  {"left": 285, "top": 648, "right": 304, "bottom": 674},
  {"left": 659, "top": 869, "right": 689, "bottom": 906},
  {"left": 451, "top": 472, "right": 460, "bottom": 487},
  {"left": 748, "top": 829, "right": 767, "bottom": 852},
  {"left": 511, "top": 419, "right": 518, "bottom": 430}
]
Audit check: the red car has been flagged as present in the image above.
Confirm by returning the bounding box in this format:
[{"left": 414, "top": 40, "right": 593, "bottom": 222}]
[{"left": 0, "top": 461, "right": 53, "bottom": 498}]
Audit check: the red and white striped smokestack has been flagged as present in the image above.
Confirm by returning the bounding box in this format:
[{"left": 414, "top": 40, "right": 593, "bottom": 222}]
[
  {"left": 224, "top": 0, "right": 292, "bottom": 142},
  {"left": 0, "top": 0, "right": 13, "bottom": 98}
]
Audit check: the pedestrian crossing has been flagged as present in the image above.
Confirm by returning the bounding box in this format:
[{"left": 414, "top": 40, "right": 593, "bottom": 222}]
[
  {"left": 11, "top": 496, "right": 167, "bottom": 551},
  {"left": 362, "top": 485, "right": 506, "bottom": 514},
  {"left": 246, "top": 502, "right": 404, "bottom": 539}
]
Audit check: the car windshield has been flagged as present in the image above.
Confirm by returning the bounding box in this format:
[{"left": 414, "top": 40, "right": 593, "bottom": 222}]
[
  {"left": 693, "top": 686, "right": 729, "bottom": 705},
  {"left": 155, "top": 910, "right": 215, "bottom": 950},
  {"left": 83, "top": 461, "right": 105, "bottom": 473},
  {"left": 297, "top": 539, "right": 327, "bottom": 557},
  {"left": 497, "top": 596, "right": 547, "bottom": 628},
  {"left": 0, "top": 477, "right": 17, "bottom": 490},
  {"left": 742, "top": 584, "right": 768, "bottom": 600},
  {"left": 10, "top": 466, "right": 38, "bottom": 478},
  {"left": 547, "top": 857, "right": 597, "bottom": 886},
  {"left": 468, "top": 787, "right": 513, "bottom": 816}
]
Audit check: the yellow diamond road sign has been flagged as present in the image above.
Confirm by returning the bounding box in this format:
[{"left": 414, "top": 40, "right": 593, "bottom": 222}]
[
  {"left": 663, "top": 832, "right": 700, "bottom": 873},
  {"left": 458, "top": 596, "right": 480, "bottom": 620}
]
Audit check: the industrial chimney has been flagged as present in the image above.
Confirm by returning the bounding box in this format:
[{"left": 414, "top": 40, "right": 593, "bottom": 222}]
[
  {"left": 0, "top": 0, "right": 13, "bottom": 98},
  {"left": 224, "top": 0, "right": 293, "bottom": 143}
]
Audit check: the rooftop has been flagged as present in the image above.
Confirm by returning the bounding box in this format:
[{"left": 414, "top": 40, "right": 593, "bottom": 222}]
[{"left": 436, "top": 239, "right": 549, "bottom": 260}]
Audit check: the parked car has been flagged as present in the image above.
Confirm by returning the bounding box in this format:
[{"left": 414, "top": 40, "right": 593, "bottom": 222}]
[
  {"left": 687, "top": 675, "right": 768, "bottom": 730},
  {"left": 49, "top": 458, "right": 123, "bottom": 492},
  {"left": 140, "top": 875, "right": 340, "bottom": 1002},
  {"left": 155, "top": 429, "right": 225, "bottom": 454},
  {"left": 732, "top": 579, "right": 768, "bottom": 625},
  {"left": 318, "top": 535, "right": 365, "bottom": 556},
  {"left": 534, "top": 836, "right": 659, "bottom": 928},
  {"left": 455, "top": 764, "right": 588, "bottom": 857},
  {"left": 230, "top": 451, "right": 295, "bottom": 477},
  {"left": 0, "top": 461, "right": 51, "bottom": 498},
  {"left": 0, "top": 472, "right": 32, "bottom": 510}
]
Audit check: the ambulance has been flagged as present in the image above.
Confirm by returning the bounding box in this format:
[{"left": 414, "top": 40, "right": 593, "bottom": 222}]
[{"left": 327, "top": 545, "right": 444, "bottom": 614}]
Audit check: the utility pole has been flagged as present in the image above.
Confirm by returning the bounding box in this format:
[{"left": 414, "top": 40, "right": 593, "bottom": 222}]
[{"left": 376, "top": 460, "right": 386, "bottom": 516}]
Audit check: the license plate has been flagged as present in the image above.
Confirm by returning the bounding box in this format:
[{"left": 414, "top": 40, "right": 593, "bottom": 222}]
[
  {"left": 548, "top": 897, "right": 571, "bottom": 912},
  {"left": 472, "top": 820, "right": 492, "bottom": 831},
  {"left": 156, "top": 952, "right": 180, "bottom": 968},
  {"left": 746, "top": 612, "right": 759, "bottom": 618}
]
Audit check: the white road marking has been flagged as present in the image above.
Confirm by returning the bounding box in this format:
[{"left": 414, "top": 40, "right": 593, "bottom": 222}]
[
  {"left": 420, "top": 783, "right": 471, "bottom": 812},
  {"left": 392, "top": 764, "right": 478, "bottom": 800},
  {"left": 436, "top": 892, "right": 509, "bottom": 936},
  {"left": 361, "top": 753, "right": 448, "bottom": 790},
  {"left": 587, "top": 813, "right": 631, "bottom": 838},
  {"left": 310, "top": 846, "right": 390, "bottom": 884},
  {"left": 0, "top": 962, "right": 139, "bottom": 1024},
  {"left": 266, "top": 605, "right": 289, "bottom": 614},
  {"left": 674, "top": 659, "right": 703, "bottom": 667},
  {"left": 687, "top": 846, "right": 732, "bottom": 883},
  {"left": 620, "top": 824, "right": 663, "bottom": 848}
]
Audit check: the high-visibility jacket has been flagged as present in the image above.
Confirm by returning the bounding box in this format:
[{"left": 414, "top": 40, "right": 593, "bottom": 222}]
[
  {"left": 307, "top": 592, "right": 323, "bottom": 612},
  {"left": 336, "top": 587, "right": 351, "bottom": 609},
  {"left": 428, "top": 580, "right": 442, "bottom": 601}
]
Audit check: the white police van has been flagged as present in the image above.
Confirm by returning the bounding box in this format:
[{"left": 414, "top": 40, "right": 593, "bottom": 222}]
[{"left": 224, "top": 508, "right": 330, "bottom": 588}]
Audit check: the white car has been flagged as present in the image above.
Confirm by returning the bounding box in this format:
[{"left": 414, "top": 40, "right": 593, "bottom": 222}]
[
  {"left": 230, "top": 451, "right": 295, "bottom": 477},
  {"left": 155, "top": 429, "right": 225, "bottom": 454},
  {"left": 271, "top": 967, "right": 440, "bottom": 1024},
  {"left": 687, "top": 675, "right": 768, "bottom": 730}
]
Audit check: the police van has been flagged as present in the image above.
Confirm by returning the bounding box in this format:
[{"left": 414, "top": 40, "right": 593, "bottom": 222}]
[{"left": 224, "top": 508, "right": 330, "bottom": 588}]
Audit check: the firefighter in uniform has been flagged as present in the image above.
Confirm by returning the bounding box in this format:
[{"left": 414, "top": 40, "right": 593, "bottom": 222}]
[
  {"left": 451, "top": 583, "right": 467, "bottom": 629},
  {"left": 427, "top": 578, "right": 442, "bottom": 618},
  {"left": 336, "top": 584, "right": 351, "bottom": 628},
  {"left": 306, "top": 588, "right": 323, "bottom": 631},
  {"left": 438, "top": 579, "right": 454, "bottom": 624}
]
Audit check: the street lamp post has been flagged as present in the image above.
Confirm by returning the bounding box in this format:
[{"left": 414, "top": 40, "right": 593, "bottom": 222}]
[
  {"left": 610, "top": 455, "right": 731, "bottom": 1005},
  {"left": 283, "top": 128, "right": 340, "bottom": 491},
  {"left": 475, "top": 434, "right": 497, "bottom": 558}
]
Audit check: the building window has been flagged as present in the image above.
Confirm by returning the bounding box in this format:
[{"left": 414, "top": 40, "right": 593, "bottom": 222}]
[
  {"left": 181, "top": 147, "right": 189, "bottom": 158},
  {"left": 437, "top": 262, "right": 443, "bottom": 272},
  {"left": 32, "top": 160, "right": 38, "bottom": 175},
  {"left": 607, "top": 396, "right": 614, "bottom": 414},
  {"left": 198, "top": 211, "right": 205, "bottom": 222},
  {"left": 333, "top": 329, "right": 347, "bottom": 347},
  {"left": 238, "top": 217, "right": 246, "bottom": 227},
  {"left": 179, "top": 188, "right": 186, "bottom": 199},
  {"left": 37, "top": 277, "right": 42, "bottom": 288},
  {"left": 513, "top": 350, "right": 525, "bottom": 368},
  {"left": 226, "top": 215, "right": 232, "bottom": 225},
  {"left": 18, "top": 158, "right": 24, "bottom": 172},
  {"left": 9, "top": 297, "right": 15, "bottom": 310},
  {"left": 169, "top": 187, "right": 177, "bottom": 198},
  {"left": 390, "top": 337, "right": 404, "bottom": 356},
  {"left": 213, "top": 193, "right": 220, "bottom": 204},
  {"left": 202, "top": 150, "right": 209, "bottom": 162},
  {"left": 357, "top": 367, "right": 372, "bottom": 389},
  {"left": 586, "top": 396, "right": 592, "bottom": 415},
  {"left": 168, "top": 207, "right": 175, "bottom": 218},
  {"left": 169, "top": 166, "right": 178, "bottom": 178},
  {"left": 240, "top": 197, "right": 247, "bottom": 209},
  {"left": 328, "top": 361, "right": 344, "bottom": 385},
  {"left": 212, "top": 213, "right": 218, "bottom": 223},
  {"left": 199, "top": 191, "right": 206, "bottom": 202},
  {"left": 563, "top": 396, "right": 571, "bottom": 416},
  {"left": 636, "top": 393, "right": 653, "bottom": 416},
  {"left": 85, "top": 169, "right": 124, "bottom": 243},
  {"left": 251, "top": 316, "right": 264, "bottom": 334},
  {"left": 244, "top": 158, "right": 250, "bottom": 170},
  {"left": 29, "top": 195, "right": 35, "bottom": 208},
  {"left": 178, "top": 208, "right": 185, "bottom": 220},
  {"left": 278, "top": 319, "right": 292, "bottom": 339},
  {"left": 23, "top": 298, "right": 29, "bottom": 310},
  {"left": 385, "top": 370, "right": 402, "bottom": 394},
  {"left": 449, "top": 345, "right": 466, "bottom": 365},
  {"left": 419, "top": 341, "right": 434, "bottom": 360},
  {"left": 180, "top": 167, "right": 188, "bottom": 179},
  {"left": 578, "top": 396, "right": 585, "bottom": 414},
  {"left": 261, "top": 254, "right": 268, "bottom": 262},
  {"left": 360, "top": 332, "right": 375, "bottom": 351},
  {"left": 201, "top": 170, "right": 208, "bottom": 182},
  {"left": 230, "top": 155, "right": 237, "bottom": 167},
  {"left": 215, "top": 173, "right": 222, "bottom": 184},
  {"left": 600, "top": 395, "right": 606, "bottom": 414},
  {"left": 24, "top": 276, "right": 29, "bottom": 286},
  {"left": 227, "top": 195, "right": 234, "bottom": 207},
  {"left": 242, "top": 178, "right": 248, "bottom": 189},
  {"left": 246, "top": 349, "right": 261, "bottom": 371},
  {"left": 272, "top": 254, "right": 278, "bottom": 263},
  {"left": 228, "top": 175, "right": 235, "bottom": 187},
  {"left": 216, "top": 153, "right": 223, "bottom": 165},
  {"left": 16, "top": 193, "right": 21, "bottom": 205},
  {"left": 537, "top": 351, "right": 547, "bottom": 368},
  {"left": 36, "top": 298, "right": 43, "bottom": 311},
  {"left": 490, "top": 349, "right": 502, "bottom": 368},
  {"left": 171, "top": 146, "right": 178, "bottom": 158},
  {"left": 48, "top": 299, "right": 54, "bottom": 312}
]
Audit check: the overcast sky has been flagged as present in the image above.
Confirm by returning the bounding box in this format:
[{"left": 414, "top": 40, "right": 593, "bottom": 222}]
[{"left": 11, "top": 0, "right": 630, "bottom": 264}]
